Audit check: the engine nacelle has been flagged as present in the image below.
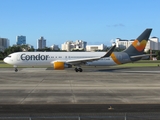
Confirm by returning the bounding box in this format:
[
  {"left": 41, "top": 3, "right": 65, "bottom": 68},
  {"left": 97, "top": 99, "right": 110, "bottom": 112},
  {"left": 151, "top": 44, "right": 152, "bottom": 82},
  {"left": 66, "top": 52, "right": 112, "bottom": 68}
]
[
  {"left": 53, "top": 62, "right": 72, "bottom": 70},
  {"left": 54, "top": 62, "right": 64, "bottom": 70}
]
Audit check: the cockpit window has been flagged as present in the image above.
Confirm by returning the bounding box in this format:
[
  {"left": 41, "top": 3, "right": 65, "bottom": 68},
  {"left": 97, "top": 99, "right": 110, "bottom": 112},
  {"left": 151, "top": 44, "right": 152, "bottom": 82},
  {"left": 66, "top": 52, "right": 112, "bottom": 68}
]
[{"left": 7, "top": 56, "right": 11, "bottom": 58}]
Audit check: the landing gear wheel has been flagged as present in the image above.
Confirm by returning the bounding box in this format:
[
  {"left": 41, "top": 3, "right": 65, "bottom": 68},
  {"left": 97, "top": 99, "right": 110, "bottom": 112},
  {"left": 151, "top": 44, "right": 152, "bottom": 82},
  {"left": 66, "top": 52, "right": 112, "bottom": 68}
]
[
  {"left": 79, "top": 68, "right": 83, "bottom": 72},
  {"left": 15, "top": 68, "right": 18, "bottom": 72},
  {"left": 75, "top": 68, "right": 78, "bottom": 72},
  {"left": 74, "top": 68, "right": 83, "bottom": 72}
]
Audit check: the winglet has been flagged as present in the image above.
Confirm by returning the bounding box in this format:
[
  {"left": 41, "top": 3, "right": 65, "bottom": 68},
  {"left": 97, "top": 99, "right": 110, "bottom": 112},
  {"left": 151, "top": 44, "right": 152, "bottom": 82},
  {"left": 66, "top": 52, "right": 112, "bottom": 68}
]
[{"left": 101, "top": 45, "right": 116, "bottom": 58}]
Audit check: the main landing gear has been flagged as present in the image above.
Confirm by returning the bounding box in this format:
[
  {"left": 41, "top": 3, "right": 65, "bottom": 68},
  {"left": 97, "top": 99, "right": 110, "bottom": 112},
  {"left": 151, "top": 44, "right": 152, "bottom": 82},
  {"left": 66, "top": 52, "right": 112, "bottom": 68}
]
[{"left": 75, "top": 67, "right": 83, "bottom": 72}]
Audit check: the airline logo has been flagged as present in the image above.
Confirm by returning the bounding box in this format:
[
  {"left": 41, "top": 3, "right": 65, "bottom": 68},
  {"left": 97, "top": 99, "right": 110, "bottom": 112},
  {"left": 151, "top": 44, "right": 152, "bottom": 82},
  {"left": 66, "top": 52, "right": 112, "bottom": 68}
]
[
  {"left": 21, "top": 54, "right": 49, "bottom": 61},
  {"left": 132, "top": 40, "right": 147, "bottom": 52}
]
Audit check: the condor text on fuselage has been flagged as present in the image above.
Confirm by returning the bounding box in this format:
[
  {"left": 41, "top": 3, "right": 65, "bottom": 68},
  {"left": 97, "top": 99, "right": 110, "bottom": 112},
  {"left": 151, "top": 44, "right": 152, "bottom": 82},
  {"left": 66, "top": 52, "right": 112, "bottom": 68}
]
[{"left": 21, "top": 54, "right": 49, "bottom": 61}]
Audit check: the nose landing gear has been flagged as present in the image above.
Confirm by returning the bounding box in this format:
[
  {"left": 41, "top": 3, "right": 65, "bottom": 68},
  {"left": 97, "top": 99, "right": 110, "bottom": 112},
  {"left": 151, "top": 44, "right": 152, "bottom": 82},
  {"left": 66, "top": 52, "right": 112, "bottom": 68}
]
[
  {"left": 14, "top": 65, "right": 18, "bottom": 72},
  {"left": 15, "top": 68, "right": 18, "bottom": 72}
]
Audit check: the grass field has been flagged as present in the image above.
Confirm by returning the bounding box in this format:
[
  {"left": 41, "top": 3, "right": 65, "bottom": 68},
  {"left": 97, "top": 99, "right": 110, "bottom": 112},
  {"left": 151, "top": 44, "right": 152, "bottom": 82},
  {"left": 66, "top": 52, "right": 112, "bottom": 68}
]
[
  {"left": 0, "top": 60, "right": 160, "bottom": 68},
  {"left": 117, "top": 63, "right": 160, "bottom": 67}
]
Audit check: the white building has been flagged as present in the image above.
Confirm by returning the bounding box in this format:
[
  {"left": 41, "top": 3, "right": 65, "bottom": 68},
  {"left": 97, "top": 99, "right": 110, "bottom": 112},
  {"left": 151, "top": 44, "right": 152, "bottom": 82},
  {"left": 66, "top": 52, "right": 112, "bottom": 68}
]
[
  {"left": 21, "top": 44, "right": 34, "bottom": 51},
  {"left": 37, "top": 36, "right": 46, "bottom": 49},
  {"left": 0, "top": 38, "right": 10, "bottom": 51},
  {"left": 113, "top": 37, "right": 160, "bottom": 52},
  {"left": 16, "top": 35, "right": 26, "bottom": 45},
  {"left": 115, "top": 38, "right": 134, "bottom": 49},
  {"left": 145, "top": 37, "right": 159, "bottom": 52},
  {"left": 86, "top": 44, "right": 106, "bottom": 51},
  {"left": 50, "top": 44, "right": 59, "bottom": 50},
  {"left": 61, "top": 40, "right": 87, "bottom": 51},
  {"left": 61, "top": 41, "right": 72, "bottom": 51}
]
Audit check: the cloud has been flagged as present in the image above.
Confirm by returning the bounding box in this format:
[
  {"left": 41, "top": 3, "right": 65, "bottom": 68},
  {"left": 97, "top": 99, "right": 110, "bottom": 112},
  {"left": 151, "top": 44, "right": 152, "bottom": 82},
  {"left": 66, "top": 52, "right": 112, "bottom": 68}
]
[
  {"left": 113, "top": 23, "right": 125, "bottom": 27},
  {"left": 106, "top": 23, "right": 125, "bottom": 27}
]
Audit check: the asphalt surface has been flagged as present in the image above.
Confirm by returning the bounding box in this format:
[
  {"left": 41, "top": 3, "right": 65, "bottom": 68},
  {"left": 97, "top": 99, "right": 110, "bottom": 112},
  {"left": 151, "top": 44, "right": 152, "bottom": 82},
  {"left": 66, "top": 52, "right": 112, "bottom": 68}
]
[{"left": 0, "top": 66, "right": 160, "bottom": 119}]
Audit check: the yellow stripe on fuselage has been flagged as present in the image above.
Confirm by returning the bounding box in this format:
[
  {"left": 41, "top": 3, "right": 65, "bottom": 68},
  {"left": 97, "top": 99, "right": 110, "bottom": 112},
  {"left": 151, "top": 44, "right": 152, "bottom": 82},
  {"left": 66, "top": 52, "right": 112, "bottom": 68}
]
[{"left": 111, "top": 53, "right": 121, "bottom": 65}]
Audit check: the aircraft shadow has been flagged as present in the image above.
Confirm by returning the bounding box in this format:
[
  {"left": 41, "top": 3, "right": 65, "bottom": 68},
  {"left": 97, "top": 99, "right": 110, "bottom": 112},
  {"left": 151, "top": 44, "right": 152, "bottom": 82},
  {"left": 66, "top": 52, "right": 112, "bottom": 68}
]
[{"left": 95, "top": 67, "right": 131, "bottom": 72}]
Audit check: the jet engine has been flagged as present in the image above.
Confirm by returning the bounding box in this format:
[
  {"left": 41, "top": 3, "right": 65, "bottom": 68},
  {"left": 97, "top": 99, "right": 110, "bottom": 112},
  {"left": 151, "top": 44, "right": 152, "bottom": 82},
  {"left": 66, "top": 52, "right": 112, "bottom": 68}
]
[{"left": 53, "top": 62, "right": 72, "bottom": 70}]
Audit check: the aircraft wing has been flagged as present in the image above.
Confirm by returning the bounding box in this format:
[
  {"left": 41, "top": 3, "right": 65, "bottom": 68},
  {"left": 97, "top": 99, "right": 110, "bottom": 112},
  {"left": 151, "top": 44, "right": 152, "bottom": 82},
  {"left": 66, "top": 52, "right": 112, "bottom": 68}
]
[
  {"left": 51, "top": 45, "right": 116, "bottom": 65},
  {"left": 66, "top": 45, "right": 116, "bottom": 65}
]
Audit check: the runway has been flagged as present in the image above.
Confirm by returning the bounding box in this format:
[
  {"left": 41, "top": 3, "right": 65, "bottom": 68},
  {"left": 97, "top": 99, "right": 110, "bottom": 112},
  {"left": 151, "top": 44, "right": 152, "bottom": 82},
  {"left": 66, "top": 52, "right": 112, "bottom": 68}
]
[
  {"left": 0, "top": 66, "right": 160, "bottom": 104},
  {"left": 0, "top": 66, "right": 160, "bottom": 119}
]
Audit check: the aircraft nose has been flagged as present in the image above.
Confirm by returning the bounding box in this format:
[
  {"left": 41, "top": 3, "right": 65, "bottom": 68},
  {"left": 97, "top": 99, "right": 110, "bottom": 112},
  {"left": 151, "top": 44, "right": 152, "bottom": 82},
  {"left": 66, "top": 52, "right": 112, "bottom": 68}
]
[
  {"left": 3, "top": 58, "right": 6, "bottom": 63},
  {"left": 3, "top": 57, "right": 8, "bottom": 64}
]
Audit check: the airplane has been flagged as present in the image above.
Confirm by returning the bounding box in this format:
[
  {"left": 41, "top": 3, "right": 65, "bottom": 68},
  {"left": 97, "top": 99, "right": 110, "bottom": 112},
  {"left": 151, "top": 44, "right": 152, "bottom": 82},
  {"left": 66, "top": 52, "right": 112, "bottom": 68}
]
[{"left": 3, "top": 28, "right": 152, "bottom": 72}]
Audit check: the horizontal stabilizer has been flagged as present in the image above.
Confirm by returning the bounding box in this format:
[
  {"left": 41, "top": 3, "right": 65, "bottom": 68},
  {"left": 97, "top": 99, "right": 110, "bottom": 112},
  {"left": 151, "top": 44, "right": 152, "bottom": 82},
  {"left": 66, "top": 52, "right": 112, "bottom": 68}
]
[{"left": 130, "top": 54, "right": 155, "bottom": 58}]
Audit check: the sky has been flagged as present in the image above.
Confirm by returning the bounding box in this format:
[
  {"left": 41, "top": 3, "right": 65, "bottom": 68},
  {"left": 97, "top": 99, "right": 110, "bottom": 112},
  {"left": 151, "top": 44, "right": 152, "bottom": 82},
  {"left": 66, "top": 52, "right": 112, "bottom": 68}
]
[{"left": 0, "top": 0, "right": 160, "bottom": 48}]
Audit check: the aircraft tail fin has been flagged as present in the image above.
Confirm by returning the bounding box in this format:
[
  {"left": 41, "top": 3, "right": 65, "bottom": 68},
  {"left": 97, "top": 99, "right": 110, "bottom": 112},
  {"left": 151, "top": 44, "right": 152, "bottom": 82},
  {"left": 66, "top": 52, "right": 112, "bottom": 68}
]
[{"left": 124, "top": 29, "right": 152, "bottom": 56}]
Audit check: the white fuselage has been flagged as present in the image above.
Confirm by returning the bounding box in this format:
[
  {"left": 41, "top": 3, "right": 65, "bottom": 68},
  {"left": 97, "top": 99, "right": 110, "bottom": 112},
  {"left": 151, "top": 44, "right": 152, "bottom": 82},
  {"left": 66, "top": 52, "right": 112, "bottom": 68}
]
[{"left": 4, "top": 52, "right": 118, "bottom": 67}]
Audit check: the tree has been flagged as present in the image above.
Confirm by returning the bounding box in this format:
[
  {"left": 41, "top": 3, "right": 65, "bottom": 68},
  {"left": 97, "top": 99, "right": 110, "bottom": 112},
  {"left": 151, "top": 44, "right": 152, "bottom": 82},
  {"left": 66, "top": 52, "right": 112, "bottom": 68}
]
[
  {"left": 0, "top": 46, "right": 23, "bottom": 60},
  {"left": 146, "top": 49, "right": 160, "bottom": 60},
  {"left": 28, "top": 48, "right": 35, "bottom": 51}
]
